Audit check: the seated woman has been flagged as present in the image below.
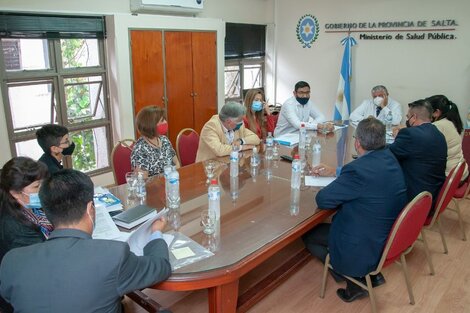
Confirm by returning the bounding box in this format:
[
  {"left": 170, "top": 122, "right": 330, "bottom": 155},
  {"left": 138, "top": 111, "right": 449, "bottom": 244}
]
[
  {"left": 131, "top": 106, "right": 180, "bottom": 177},
  {"left": 0, "top": 157, "right": 50, "bottom": 313},
  {"left": 243, "top": 89, "right": 276, "bottom": 140},
  {"left": 427, "top": 95, "right": 468, "bottom": 181}
]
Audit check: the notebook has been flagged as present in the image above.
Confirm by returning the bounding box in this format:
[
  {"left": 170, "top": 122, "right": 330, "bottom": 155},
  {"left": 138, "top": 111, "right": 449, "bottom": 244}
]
[{"left": 112, "top": 204, "right": 157, "bottom": 229}]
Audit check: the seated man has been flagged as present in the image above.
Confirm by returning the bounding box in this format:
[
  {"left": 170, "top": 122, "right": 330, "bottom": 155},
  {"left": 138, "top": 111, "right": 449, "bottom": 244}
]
[
  {"left": 196, "top": 102, "right": 260, "bottom": 162},
  {"left": 274, "top": 81, "right": 332, "bottom": 137},
  {"left": 389, "top": 99, "right": 447, "bottom": 209},
  {"left": 350, "top": 85, "right": 402, "bottom": 127},
  {"left": 303, "top": 117, "right": 407, "bottom": 302},
  {"left": 0, "top": 169, "right": 172, "bottom": 313},
  {"left": 36, "top": 124, "right": 75, "bottom": 174}
]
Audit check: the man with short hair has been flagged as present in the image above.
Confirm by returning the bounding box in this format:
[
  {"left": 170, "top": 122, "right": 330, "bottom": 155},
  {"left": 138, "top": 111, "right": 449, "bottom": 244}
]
[
  {"left": 36, "top": 124, "right": 75, "bottom": 174},
  {"left": 274, "top": 81, "right": 331, "bottom": 137},
  {"left": 303, "top": 117, "right": 407, "bottom": 302},
  {"left": 0, "top": 169, "right": 171, "bottom": 313},
  {"left": 350, "top": 85, "right": 402, "bottom": 127},
  {"left": 196, "top": 102, "right": 260, "bottom": 162},
  {"left": 389, "top": 99, "right": 447, "bottom": 209}
]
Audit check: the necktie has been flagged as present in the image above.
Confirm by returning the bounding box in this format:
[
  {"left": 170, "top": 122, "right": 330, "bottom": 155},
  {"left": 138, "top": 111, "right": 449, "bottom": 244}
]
[{"left": 376, "top": 106, "right": 382, "bottom": 117}]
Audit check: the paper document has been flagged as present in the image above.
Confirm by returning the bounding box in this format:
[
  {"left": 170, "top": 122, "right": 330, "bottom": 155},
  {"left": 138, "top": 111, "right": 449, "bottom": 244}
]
[
  {"left": 126, "top": 208, "right": 170, "bottom": 256},
  {"left": 92, "top": 204, "right": 122, "bottom": 240},
  {"left": 334, "top": 125, "right": 348, "bottom": 131},
  {"left": 305, "top": 176, "right": 336, "bottom": 187}
]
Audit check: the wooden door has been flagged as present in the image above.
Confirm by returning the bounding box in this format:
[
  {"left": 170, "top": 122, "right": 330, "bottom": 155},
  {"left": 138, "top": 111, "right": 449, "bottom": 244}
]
[
  {"left": 191, "top": 32, "right": 217, "bottom": 135},
  {"left": 130, "top": 30, "right": 165, "bottom": 119},
  {"left": 165, "top": 31, "right": 195, "bottom": 146}
]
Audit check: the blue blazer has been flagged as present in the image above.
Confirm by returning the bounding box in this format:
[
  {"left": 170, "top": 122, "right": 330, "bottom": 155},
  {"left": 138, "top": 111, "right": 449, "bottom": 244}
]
[
  {"left": 316, "top": 148, "right": 407, "bottom": 277},
  {"left": 389, "top": 123, "right": 447, "bottom": 207},
  {"left": 0, "top": 229, "right": 171, "bottom": 313}
]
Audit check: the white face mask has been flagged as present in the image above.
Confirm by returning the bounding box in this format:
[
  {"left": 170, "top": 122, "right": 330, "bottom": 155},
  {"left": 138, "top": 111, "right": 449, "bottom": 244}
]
[{"left": 373, "top": 96, "right": 384, "bottom": 106}]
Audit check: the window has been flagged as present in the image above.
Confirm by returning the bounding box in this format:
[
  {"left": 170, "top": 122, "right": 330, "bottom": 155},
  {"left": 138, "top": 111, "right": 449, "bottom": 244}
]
[
  {"left": 0, "top": 13, "right": 111, "bottom": 174},
  {"left": 224, "top": 23, "right": 266, "bottom": 102}
]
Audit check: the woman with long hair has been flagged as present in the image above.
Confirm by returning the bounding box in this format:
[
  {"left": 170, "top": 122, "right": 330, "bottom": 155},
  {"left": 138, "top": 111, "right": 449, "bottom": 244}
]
[
  {"left": 243, "top": 89, "right": 277, "bottom": 139},
  {"left": 427, "top": 95, "right": 468, "bottom": 181}
]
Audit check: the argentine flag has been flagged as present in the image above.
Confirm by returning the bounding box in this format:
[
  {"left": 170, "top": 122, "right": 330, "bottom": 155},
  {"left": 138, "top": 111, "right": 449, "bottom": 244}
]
[{"left": 333, "top": 36, "right": 357, "bottom": 122}]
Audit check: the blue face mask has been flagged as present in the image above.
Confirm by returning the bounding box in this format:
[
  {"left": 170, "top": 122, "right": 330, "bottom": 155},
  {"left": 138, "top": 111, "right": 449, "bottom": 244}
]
[
  {"left": 24, "top": 192, "right": 42, "bottom": 209},
  {"left": 233, "top": 122, "right": 243, "bottom": 131},
  {"left": 251, "top": 101, "right": 263, "bottom": 112},
  {"left": 296, "top": 97, "right": 309, "bottom": 105}
]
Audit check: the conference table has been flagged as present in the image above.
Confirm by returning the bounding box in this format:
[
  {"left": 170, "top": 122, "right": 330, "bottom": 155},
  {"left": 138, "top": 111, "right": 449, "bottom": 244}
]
[{"left": 111, "top": 126, "right": 353, "bottom": 313}]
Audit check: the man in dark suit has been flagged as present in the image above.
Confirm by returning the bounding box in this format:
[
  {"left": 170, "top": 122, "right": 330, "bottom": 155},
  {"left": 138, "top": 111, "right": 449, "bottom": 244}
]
[
  {"left": 389, "top": 99, "right": 447, "bottom": 210},
  {"left": 303, "top": 117, "right": 408, "bottom": 302},
  {"left": 0, "top": 169, "right": 172, "bottom": 313}
]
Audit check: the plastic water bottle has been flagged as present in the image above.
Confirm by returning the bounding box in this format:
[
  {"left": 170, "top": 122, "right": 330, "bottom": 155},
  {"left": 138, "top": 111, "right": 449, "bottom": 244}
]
[
  {"left": 250, "top": 146, "right": 260, "bottom": 167},
  {"left": 230, "top": 176, "right": 239, "bottom": 201},
  {"left": 312, "top": 140, "right": 321, "bottom": 167},
  {"left": 230, "top": 145, "right": 239, "bottom": 177},
  {"left": 163, "top": 164, "right": 173, "bottom": 206},
  {"left": 265, "top": 132, "right": 274, "bottom": 160},
  {"left": 385, "top": 110, "right": 393, "bottom": 134},
  {"left": 136, "top": 172, "right": 146, "bottom": 200},
  {"left": 167, "top": 166, "right": 180, "bottom": 209},
  {"left": 291, "top": 154, "right": 301, "bottom": 189},
  {"left": 299, "top": 123, "right": 307, "bottom": 149},
  {"left": 208, "top": 179, "right": 221, "bottom": 220}
]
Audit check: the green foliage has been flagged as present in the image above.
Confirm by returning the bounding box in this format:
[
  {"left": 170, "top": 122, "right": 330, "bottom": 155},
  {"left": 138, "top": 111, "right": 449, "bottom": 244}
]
[{"left": 71, "top": 130, "right": 96, "bottom": 172}]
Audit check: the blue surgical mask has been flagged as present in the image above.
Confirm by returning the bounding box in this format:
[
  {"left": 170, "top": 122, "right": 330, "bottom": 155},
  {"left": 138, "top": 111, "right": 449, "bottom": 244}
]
[
  {"left": 251, "top": 101, "right": 263, "bottom": 112},
  {"left": 23, "top": 192, "right": 42, "bottom": 209},
  {"left": 296, "top": 97, "right": 309, "bottom": 105},
  {"left": 233, "top": 122, "right": 243, "bottom": 131}
]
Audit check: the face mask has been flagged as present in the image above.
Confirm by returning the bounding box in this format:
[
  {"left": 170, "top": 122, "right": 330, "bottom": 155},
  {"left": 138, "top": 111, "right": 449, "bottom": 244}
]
[
  {"left": 373, "top": 96, "right": 384, "bottom": 107},
  {"left": 405, "top": 116, "right": 413, "bottom": 128},
  {"left": 233, "top": 122, "right": 243, "bottom": 131},
  {"left": 22, "top": 192, "right": 42, "bottom": 209},
  {"left": 61, "top": 142, "right": 75, "bottom": 156},
  {"left": 88, "top": 211, "right": 95, "bottom": 231},
  {"left": 296, "top": 97, "right": 309, "bottom": 105},
  {"left": 251, "top": 101, "right": 263, "bottom": 112},
  {"left": 156, "top": 121, "right": 168, "bottom": 136}
]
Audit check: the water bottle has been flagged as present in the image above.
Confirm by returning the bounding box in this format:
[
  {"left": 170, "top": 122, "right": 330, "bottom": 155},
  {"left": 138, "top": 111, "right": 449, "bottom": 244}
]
[
  {"left": 311, "top": 140, "right": 321, "bottom": 167},
  {"left": 299, "top": 123, "right": 307, "bottom": 149},
  {"left": 250, "top": 146, "right": 260, "bottom": 167},
  {"left": 136, "top": 172, "right": 146, "bottom": 200},
  {"left": 291, "top": 154, "right": 301, "bottom": 189},
  {"left": 208, "top": 179, "right": 221, "bottom": 220},
  {"left": 298, "top": 146, "right": 306, "bottom": 174},
  {"left": 265, "top": 132, "right": 274, "bottom": 160},
  {"left": 167, "top": 166, "right": 180, "bottom": 209},
  {"left": 230, "top": 145, "right": 239, "bottom": 177},
  {"left": 163, "top": 164, "right": 173, "bottom": 206},
  {"left": 290, "top": 188, "right": 300, "bottom": 216},
  {"left": 265, "top": 157, "right": 273, "bottom": 182},
  {"left": 385, "top": 110, "right": 393, "bottom": 135}
]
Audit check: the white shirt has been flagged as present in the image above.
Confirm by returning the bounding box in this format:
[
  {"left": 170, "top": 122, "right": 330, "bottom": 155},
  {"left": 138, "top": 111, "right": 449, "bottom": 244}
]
[
  {"left": 274, "top": 96, "right": 326, "bottom": 137},
  {"left": 350, "top": 97, "right": 402, "bottom": 127}
]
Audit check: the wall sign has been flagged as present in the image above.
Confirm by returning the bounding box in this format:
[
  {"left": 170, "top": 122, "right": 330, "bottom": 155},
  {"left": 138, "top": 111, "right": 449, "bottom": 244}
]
[
  {"left": 297, "top": 14, "right": 320, "bottom": 48},
  {"left": 323, "top": 19, "right": 458, "bottom": 41}
]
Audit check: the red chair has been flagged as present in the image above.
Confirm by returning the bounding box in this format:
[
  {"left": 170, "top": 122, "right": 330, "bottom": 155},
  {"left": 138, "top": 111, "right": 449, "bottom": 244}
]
[
  {"left": 421, "top": 161, "right": 465, "bottom": 256},
  {"left": 448, "top": 129, "right": 470, "bottom": 240},
  {"left": 320, "top": 192, "right": 433, "bottom": 313},
  {"left": 111, "top": 139, "right": 135, "bottom": 185},
  {"left": 176, "top": 128, "right": 199, "bottom": 167}
]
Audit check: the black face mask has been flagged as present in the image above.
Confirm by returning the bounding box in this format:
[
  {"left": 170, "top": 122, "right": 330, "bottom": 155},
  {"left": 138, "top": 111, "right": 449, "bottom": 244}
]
[
  {"left": 296, "top": 97, "right": 309, "bottom": 105},
  {"left": 405, "top": 117, "right": 413, "bottom": 128},
  {"left": 62, "top": 142, "right": 75, "bottom": 156}
]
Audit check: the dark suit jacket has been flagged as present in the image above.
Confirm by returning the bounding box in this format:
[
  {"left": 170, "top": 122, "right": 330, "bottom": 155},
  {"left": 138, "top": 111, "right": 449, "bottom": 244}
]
[
  {"left": 38, "top": 153, "right": 63, "bottom": 174},
  {"left": 389, "top": 123, "right": 447, "bottom": 207},
  {"left": 316, "top": 148, "right": 407, "bottom": 277},
  {"left": 0, "top": 229, "right": 171, "bottom": 313}
]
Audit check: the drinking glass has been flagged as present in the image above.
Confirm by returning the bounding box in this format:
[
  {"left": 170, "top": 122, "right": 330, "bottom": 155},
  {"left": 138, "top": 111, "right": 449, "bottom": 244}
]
[
  {"left": 201, "top": 210, "right": 216, "bottom": 234},
  {"left": 203, "top": 160, "right": 216, "bottom": 184},
  {"left": 125, "top": 172, "right": 138, "bottom": 198}
]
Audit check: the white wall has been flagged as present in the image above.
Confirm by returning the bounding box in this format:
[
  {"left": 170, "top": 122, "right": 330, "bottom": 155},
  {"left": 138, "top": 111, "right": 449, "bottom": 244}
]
[{"left": 274, "top": 0, "right": 470, "bottom": 124}]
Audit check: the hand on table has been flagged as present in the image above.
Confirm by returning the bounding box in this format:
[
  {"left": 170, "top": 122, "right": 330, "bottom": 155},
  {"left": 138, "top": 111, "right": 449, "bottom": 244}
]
[
  {"left": 311, "top": 163, "right": 336, "bottom": 177},
  {"left": 151, "top": 215, "right": 167, "bottom": 232}
]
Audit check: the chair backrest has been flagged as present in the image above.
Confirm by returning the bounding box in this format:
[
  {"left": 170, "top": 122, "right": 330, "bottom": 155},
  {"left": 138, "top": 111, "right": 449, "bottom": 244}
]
[
  {"left": 111, "top": 139, "right": 135, "bottom": 185},
  {"left": 462, "top": 129, "right": 470, "bottom": 166},
  {"left": 376, "top": 191, "right": 433, "bottom": 270},
  {"left": 176, "top": 128, "right": 199, "bottom": 167},
  {"left": 426, "top": 161, "right": 466, "bottom": 226}
]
